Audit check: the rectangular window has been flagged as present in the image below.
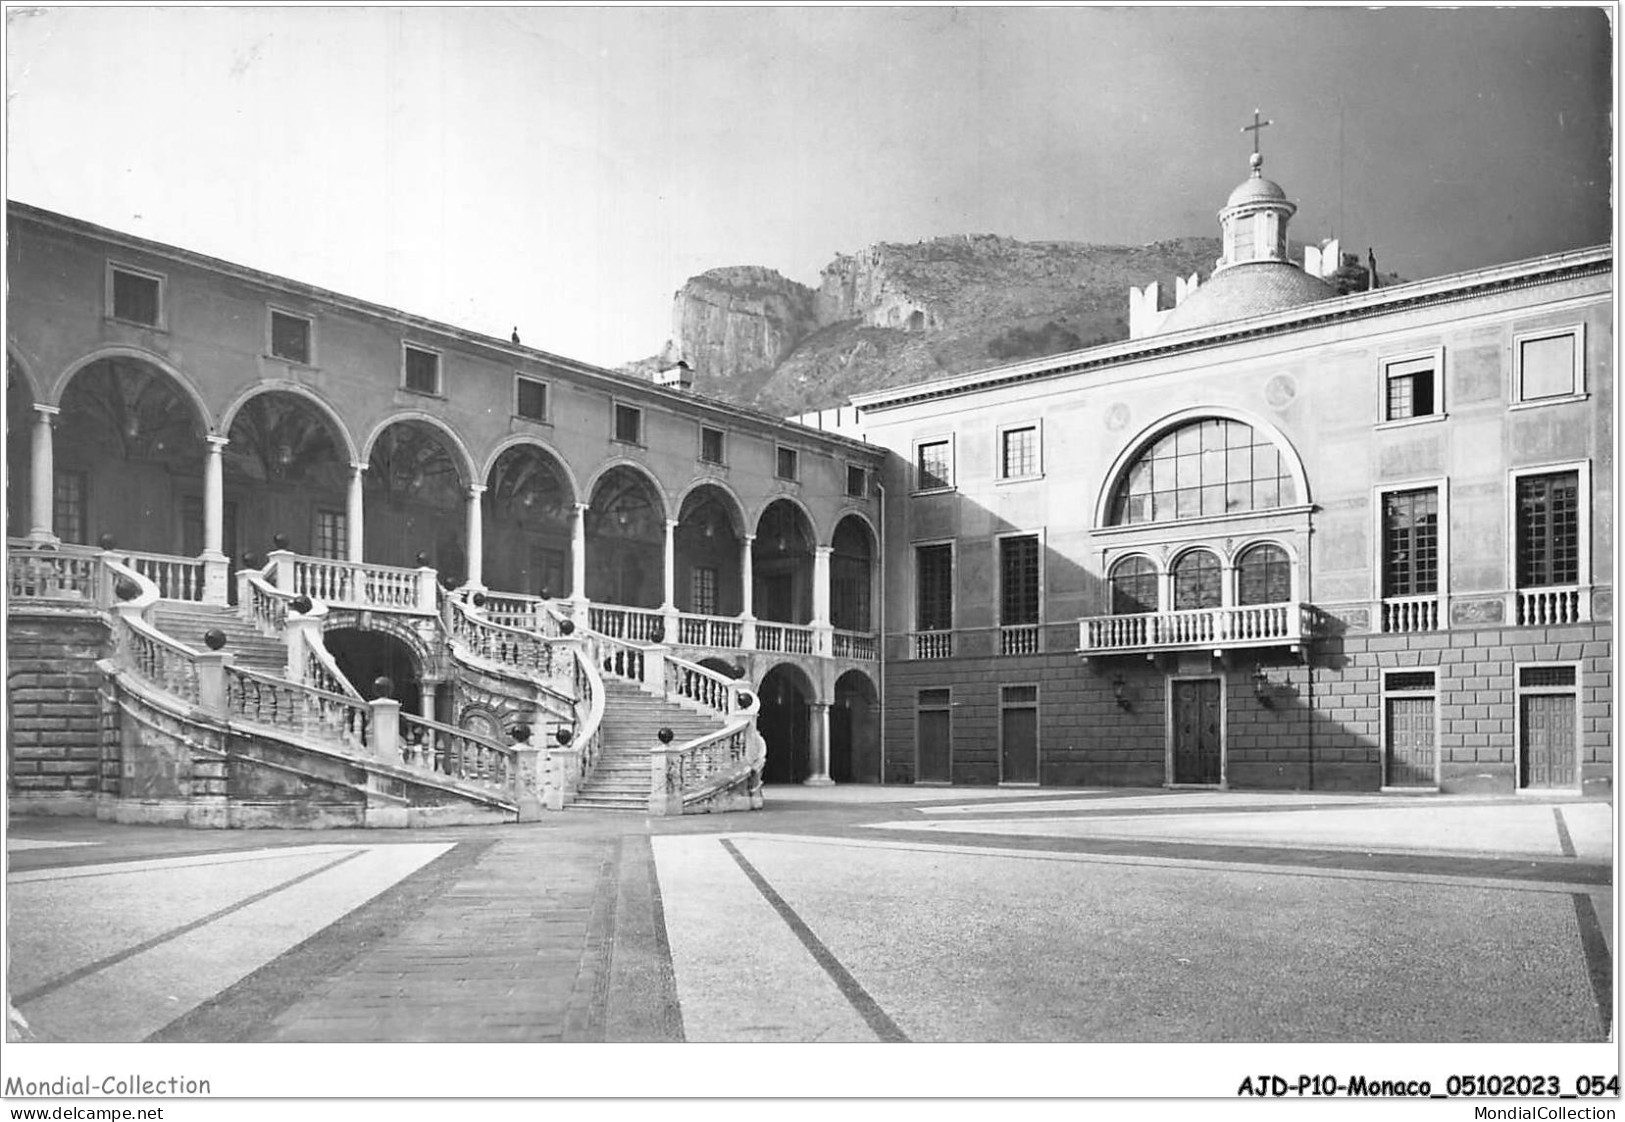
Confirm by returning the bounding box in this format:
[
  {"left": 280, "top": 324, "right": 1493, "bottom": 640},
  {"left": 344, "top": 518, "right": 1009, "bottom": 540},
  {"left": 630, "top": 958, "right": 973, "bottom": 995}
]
[
  {"left": 916, "top": 439, "right": 952, "bottom": 491},
  {"left": 776, "top": 447, "right": 799, "bottom": 480},
  {"left": 110, "top": 267, "right": 161, "bottom": 327},
  {"left": 1516, "top": 328, "right": 1583, "bottom": 402},
  {"left": 999, "top": 535, "right": 1040, "bottom": 625},
  {"left": 614, "top": 403, "right": 643, "bottom": 444},
  {"left": 846, "top": 465, "right": 867, "bottom": 498},
  {"left": 700, "top": 427, "right": 725, "bottom": 465},
  {"left": 916, "top": 544, "right": 953, "bottom": 632},
  {"left": 1000, "top": 425, "right": 1039, "bottom": 479},
  {"left": 1383, "top": 355, "right": 1438, "bottom": 421},
  {"left": 313, "top": 509, "right": 347, "bottom": 560},
  {"left": 53, "top": 470, "right": 87, "bottom": 545},
  {"left": 403, "top": 346, "right": 440, "bottom": 395},
  {"left": 692, "top": 566, "right": 718, "bottom": 616},
  {"left": 270, "top": 310, "right": 312, "bottom": 364},
  {"left": 1382, "top": 488, "right": 1439, "bottom": 597},
  {"left": 1517, "top": 471, "right": 1580, "bottom": 588},
  {"left": 515, "top": 376, "right": 549, "bottom": 422}
]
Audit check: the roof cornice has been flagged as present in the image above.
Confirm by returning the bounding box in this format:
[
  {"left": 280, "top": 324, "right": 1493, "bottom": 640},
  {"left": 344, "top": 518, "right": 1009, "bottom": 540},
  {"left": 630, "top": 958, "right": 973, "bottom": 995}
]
[
  {"left": 852, "top": 244, "right": 1613, "bottom": 413},
  {"left": 7, "top": 199, "right": 884, "bottom": 459}
]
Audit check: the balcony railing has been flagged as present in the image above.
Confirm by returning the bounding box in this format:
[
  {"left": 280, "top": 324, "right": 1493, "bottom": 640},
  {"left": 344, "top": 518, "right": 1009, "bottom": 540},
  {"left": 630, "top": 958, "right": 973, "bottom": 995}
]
[
  {"left": 1381, "top": 595, "right": 1442, "bottom": 634},
  {"left": 913, "top": 630, "right": 954, "bottom": 660},
  {"left": 756, "top": 622, "right": 815, "bottom": 655},
  {"left": 1078, "top": 603, "right": 1310, "bottom": 654},
  {"left": 1514, "top": 585, "right": 1589, "bottom": 626},
  {"left": 833, "top": 629, "right": 878, "bottom": 660},
  {"left": 677, "top": 612, "right": 744, "bottom": 649},
  {"left": 1000, "top": 624, "right": 1041, "bottom": 656}
]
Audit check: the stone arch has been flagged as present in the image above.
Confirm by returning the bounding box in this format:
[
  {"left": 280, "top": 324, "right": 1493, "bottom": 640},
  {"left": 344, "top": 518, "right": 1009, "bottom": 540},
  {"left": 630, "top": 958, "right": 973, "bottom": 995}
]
[
  {"left": 1169, "top": 545, "right": 1224, "bottom": 611},
  {"left": 480, "top": 434, "right": 582, "bottom": 506},
  {"left": 674, "top": 483, "right": 747, "bottom": 618},
  {"left": 323, "top": 625, "right": 429, "bottom": 727},
  {"left": 757, "top": 661, "right": 816, "bottom": 784},
  {"left": 7, "top": 352, "right": 38, "bottom": 537},
  {"left": 50, "top": 346, "right": 213, "bottom": 428},
  {"left": 753, "top": 498, "right": 818, "bottom": 626},
  {"left": 223, "top": 388, "right": 355, "bottom": 563},
  {"left": 748, "top": 492, "right": 820, "bottom": 546},
  {"left": 219, "top": 381, "right": 359, "bottom": 465},
  {"left": 675, "top": 477, "right": 749, "bottom": 538},
  {"left": 831, "top": 668, "right": 880, "bottom": 784},
  {"left": 583, "top": 458, "right": 671, "bottom": 521},
  {"left": 483, "top": 441, "right": 576, "bottom": 598},
  {"left": 830, "top": 514, "right": 876, "bottom": 632},
  {"left": 359, "top": 411, "right": 477, "bottom": 489},
  {"left": 1107, "top": 552, "right": 1161, "bottom": 615},
  {"left": 584, "top": 463, "right": 667, "bottom": 608},
  {"left": 1094, "top": 406, "right": 1311, "bottom": 529},
  {"left": 53, "top": 353, "right": 212, "bottom": 551},
  {"left": 363, "top": 418, "right": 472, "bottom": 576}
]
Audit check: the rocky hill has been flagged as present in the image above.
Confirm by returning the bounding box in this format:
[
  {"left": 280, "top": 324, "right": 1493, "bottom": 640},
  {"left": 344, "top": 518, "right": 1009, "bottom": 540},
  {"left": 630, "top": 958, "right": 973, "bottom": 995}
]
[{"left": 626, "top": 234, "right": 1385, "bottom": 416}]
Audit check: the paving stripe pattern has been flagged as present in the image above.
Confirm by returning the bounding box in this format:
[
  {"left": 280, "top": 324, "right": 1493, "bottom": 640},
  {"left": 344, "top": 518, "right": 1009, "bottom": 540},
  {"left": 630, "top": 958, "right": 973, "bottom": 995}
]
[{"left": 260, "top": 834, "right": 621, "bottom": 1042}]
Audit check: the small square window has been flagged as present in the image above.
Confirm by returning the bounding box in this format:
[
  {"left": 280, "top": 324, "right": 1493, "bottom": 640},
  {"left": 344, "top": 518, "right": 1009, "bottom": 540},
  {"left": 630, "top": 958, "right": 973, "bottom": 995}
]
[
  {"left": 614, "top": 403, "right": 643, "bottom": 444},
  {"left": 270, "top": 311, "right": 312, "bottom": 364},
  {"left": 111, "top": 268, "right": 161, "bottom": 326},
  {"left": 516, "top": 376, "right": 548, "bottom": 422},
  {"left": 846, "top": 465, "right": 868, "bottom": 497},
  {"left": 1383, "top": 356, "right": 1438, "bottom": 421},
  {"left": 1000, "top": 425, "right": 1039, "bottom": 479},
  {"left": 776, "top": 447, "right": 799, "bottom": 481},
  {"left": 700, "top": 427, "right": 725, "bottom": 465},
  {"left": 916, "top": 440, "right": 952, "bottom": 491},
  {"left": 403, "top": 346, "right": 440, "bottom": 395},
  {"left": 1516, "top": 329, "right": 1582, "bottom": 402}
]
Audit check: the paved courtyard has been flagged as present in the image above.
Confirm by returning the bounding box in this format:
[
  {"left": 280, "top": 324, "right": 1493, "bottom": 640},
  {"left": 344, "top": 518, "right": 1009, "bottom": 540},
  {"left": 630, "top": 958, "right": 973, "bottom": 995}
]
[{"left": 5, "top": 786, "right": 1613, "bottom": 1054}]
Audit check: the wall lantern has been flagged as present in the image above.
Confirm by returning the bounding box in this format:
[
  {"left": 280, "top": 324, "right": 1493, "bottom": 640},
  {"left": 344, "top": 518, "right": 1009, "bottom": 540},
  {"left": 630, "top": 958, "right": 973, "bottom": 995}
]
[
  {"left": 1112, "top": 673, "right": 1131, "bottom": 711},
  {"left": 1252, "top": 667, "right": 1275, "bottom": 709}
]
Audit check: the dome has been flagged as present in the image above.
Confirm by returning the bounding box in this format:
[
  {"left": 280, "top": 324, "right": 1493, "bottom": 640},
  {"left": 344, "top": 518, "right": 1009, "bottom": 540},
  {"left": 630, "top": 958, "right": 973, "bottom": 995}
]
[
  {"left": 1226, "top": 174, "right": 1289, "bottom": 208},
  {"left": 1155, "top": 261, "right": 1337, "bottom": 335}
]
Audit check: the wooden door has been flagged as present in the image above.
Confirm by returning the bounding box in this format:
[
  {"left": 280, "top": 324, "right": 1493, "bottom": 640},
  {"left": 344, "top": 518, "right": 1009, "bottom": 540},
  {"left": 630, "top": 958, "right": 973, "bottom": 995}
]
[
  {"left": 917, "top": 707, "right": 951, "bottom": 783},
  {"left": 1001, "top": 702, "right": 1038, "bottom": 784},
  {"left": 1171, "top": 678, "right": 1222, "bottom": 785},
  {"left": 1385, "top": 696, "right": 1436, "bottom": 786},
  {"left": 1521, "top": 693, "right": 1577, "bottom": 788}
]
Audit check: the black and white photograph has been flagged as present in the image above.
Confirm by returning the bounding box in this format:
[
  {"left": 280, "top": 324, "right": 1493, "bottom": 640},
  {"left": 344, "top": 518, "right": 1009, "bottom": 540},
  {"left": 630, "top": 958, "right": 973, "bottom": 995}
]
[{"left": 1, "top": 3, "right": 1616, "bottom": 1115}]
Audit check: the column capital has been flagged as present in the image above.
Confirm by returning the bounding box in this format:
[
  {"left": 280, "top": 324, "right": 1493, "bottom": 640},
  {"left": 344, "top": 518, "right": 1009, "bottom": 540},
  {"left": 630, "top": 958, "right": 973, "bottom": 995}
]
[
  {"left": 573, "top": 501, "right": 591, "bottom": 515},
  {"left": 468, "top": 483, "right": 487, "bottom": 498},
  {"left": 742, "top": 533, "right": 756, "bottom": 544},
  {"left": 815, "top": 544, "right": 834, "bottom": 557},
  {"left": 205, "top": 433, "right": 230, "bottom": 450},
  {"left": 666, "top": 518, "right": 681, "bottom": 530},
  {"left": 32, "top": 403, "right": 60, "bottom": 420},
  {"left": 349, "top": 460, "right": 369, "bottom": 474}
]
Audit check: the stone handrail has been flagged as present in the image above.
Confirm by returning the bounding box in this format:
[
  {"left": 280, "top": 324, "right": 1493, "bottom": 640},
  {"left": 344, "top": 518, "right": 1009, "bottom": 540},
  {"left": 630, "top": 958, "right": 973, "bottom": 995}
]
[
  {"left": 575, "top": 625, "right": 650, "bottom": 688},
  {"left": 444, "top": 596, "right": 575, "bottom": 708},
  {"left": 273, "top": 551, "right": 437, "bottom": 615},
  {"left": 115, "top": 548, "right": 207, "bottom": 602},
  {"left": 675, "top": 612, "right": 745, "bottom": 649},
  {"left": 240, "top": 568, "right": 293, "bottom": 635},
  {"left": 6, "top": 539, "right": 102, "bottom": 602},
  {"left": 226, "top": 665, "right": 372, "bottom": 754},
  {"left": 755, "top": 621, "right": 816, "bottom": 655},
  {"left": 651, "top": 716, "right": 765, "bottom": 816},
  {"left": 546, "top": 647, "right": 608, "bottom": 810},
  {"left": 664, "top": 657, "right": 752, "bottom": 720},
  {"left": 474, "top": 591, "right": 571, "bottom": 638},
  {"left": 588, "top": 604, "right": 667, "bottom": 643},
  {"left": 121, "top": 612, "right": 203, "bottom": 705},
  {"left": 398, "top": 712, "right": 516, "bottom": 794},
  {"left": 299, "top": 623, "right": 362, "bottom": 700}
]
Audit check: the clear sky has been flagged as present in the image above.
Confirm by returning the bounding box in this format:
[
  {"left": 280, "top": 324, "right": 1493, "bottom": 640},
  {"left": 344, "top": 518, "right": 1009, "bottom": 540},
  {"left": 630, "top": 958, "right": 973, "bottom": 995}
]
[{"left": 5, "top": 5, "right": 1613, "bottom": 368}]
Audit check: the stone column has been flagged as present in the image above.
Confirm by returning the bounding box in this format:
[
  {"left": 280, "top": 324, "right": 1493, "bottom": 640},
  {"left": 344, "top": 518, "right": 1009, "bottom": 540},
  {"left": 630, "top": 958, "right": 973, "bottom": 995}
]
[
  {"left": 465, "top": 484, "right": 486, "bottom": 589},
  {"left": 201, "top": 435, "right": 230, "bottom": 604},
  {"left": 570, "top": 502, "right": 589, "bottom": 608},
  {"left": 803, "top": 701, "right": 834, "bottom": 786},
  {"left": 740, "top": 534, "right": 756, "bottom": 649},
  {"left": 28, "top": 404, "right": 58, "bottom": 543},
  {"left": 812, "top": 545, "right": 834, "bottom": 656},
  {"left": 346, "top": 461, "right": 367, "bottom": 562},
  {"left": 661, "top": 519, "right": 678, "bottom": 610}
]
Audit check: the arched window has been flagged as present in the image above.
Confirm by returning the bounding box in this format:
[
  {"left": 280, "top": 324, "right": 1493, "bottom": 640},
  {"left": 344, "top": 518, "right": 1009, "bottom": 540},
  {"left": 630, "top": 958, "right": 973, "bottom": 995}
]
[
  {"left": 1237, "top": 543, "right": 1292, "bottom": 605},
  {"left": 1109, "top": 555, "right": 1158, "bottom": 615},
  {"left": 1172, "top": 550, "right": 1221, "bottom": 610},
  {"left": 1109, "top": 418, "right": 1296, "bottom": 526}
]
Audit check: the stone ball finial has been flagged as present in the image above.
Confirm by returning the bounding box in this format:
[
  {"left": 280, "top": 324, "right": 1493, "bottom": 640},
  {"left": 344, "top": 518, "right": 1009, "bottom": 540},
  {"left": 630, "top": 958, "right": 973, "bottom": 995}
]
[
  {"left": 289, "top": 594, "right": 313, "bottom": 615},
  {"left": 559, "top": 619, "right": 575, "bottom": 636},
  {"left": 509, "top": 723, "right": 532, "bottom": 743},
  {"left": 657, "top": 727, "right": 675, "bottom": 744},
  {"left": 415, "top": 552, "right": 430, "bottom": 567},
  {"left": 1250, "top": 151, "right": 1263, "bottom": 172},
  {"left": 98, "top": 533, "right": 117, "bottom": 551},
  {"left": 372, "top": 676, "right": 393, "bottom": 699},
  {"left": 272, "top": 533, "right": 290, "bottom": 550},
  {"left": 114, "top": 577, "right": 141, "bottom": 602},
  {"left": 555, "top": 727, "right": 574, "bottom": 747},
  {"left": 203, "top": 628, "right": 227, "bottom": 651}
]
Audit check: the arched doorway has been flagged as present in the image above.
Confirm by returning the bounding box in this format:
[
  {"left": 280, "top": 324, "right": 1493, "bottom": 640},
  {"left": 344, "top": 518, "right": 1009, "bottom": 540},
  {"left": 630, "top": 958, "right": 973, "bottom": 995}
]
[
  {"left": 753, "top": 500, "right": 815, "bottom": 624},
  {"left": 585, "top": 466, "right": 665, "bottom": 607},
  {"left": 830, "top": 515, "right": 875, "bottom": 632},
  {"left": 54, "top": 357, "right": 208, "bottom": 551},
  {"left": 224, "top": 392, "right": 350, "bottom": 566},
  {"left": 7, "top": 358, "right": 34, "bottom": 537},
  {"left": 365, "top": 421, "right": 468, "bottom": 578},
  {"left": 675, "top": 485, "right": 744, "bottom": 617},
  {"left": 832, "top": 669, "right": 880, "bottom": 783},
  {"left": 484, "top": 444, "right": 573, "bottom": 597},
  {"left": 758, "top": 663, "right": 813, "bottom": 784},
  {"left": 323, "top": 628, "right": 426, "bottom": 720}
]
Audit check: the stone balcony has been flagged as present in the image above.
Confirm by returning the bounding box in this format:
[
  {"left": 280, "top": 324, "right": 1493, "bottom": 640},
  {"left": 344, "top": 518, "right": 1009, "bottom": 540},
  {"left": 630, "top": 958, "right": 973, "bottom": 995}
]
[{"left": 1078, "top": 602, "right": 1313, "bottom": 656}]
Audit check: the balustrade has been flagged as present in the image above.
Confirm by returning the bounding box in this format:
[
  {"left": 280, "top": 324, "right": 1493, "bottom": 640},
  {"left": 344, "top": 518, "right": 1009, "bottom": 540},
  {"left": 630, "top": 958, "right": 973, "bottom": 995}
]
[
  {"left": 588, "top": 605, "right": 667, "bottom": 643},
  {"left": 756, "top": 622, "right": 815, "bottom": 655},
  {"left": 1381, "top": 596, "right": 1441, "bottom": 634},
  {"left": 287, "top": 555, "right": 429, "bottom": 614},
  {"left": 676, "top": 612, "right": 744, "bottom": 649},
  {"left": 999, "top": 625, "right": 1041, "bottom": 656},
  {"left": 120, "top": 551, "right": 207, "bottom": 602},
  {"left": 832, "top": 630, "right": 878, "bottom": 660},
  {"left": 398, "top": 714, "right": 515, "bottom": 790},
  {"left": 912, "top": 630, "right": 953, "bottom": 660},
  {"left": 7, "top": 543, "right": 99, "bottom": 600},
  {"left": 1079, "top": 603, "right": 1309, "bottom": 653},
  {"left": 125, "top": 621, "right": 202, "bottom": 704},
  {"left": 1515, "top": 586, "right": 1586, "bottom": 626},
  {"left": 226, "top": 668, "right": 371, "bottom": 752}
]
